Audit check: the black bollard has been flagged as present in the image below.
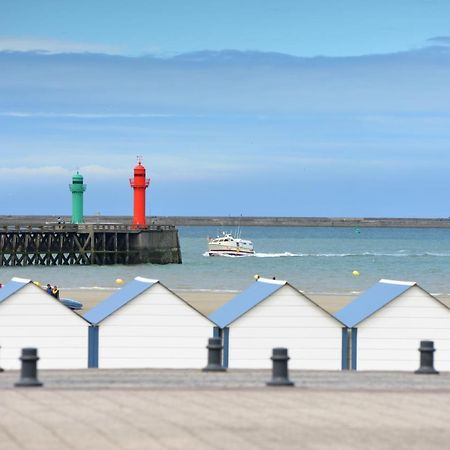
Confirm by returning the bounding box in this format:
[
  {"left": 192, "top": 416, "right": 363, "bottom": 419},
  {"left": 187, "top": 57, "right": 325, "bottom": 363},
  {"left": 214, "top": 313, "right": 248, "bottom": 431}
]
[
  {"left": 415, "top": 340, "right": 439, "bottom": 375},
  {"left": 203, "top": 337, "right": 226, "bottom": 372},
  {"left": 267, "top": 348, "right": 294, "bottom": 386},
  {"left": 15, "top": 348, "right": 43, "bottom": 387}
]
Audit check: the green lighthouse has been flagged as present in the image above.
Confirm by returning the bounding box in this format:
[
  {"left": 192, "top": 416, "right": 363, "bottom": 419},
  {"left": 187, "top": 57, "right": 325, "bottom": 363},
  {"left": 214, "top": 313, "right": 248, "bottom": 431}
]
[{"left": 69, "top": 171, "right": 86, "bottom": 224}]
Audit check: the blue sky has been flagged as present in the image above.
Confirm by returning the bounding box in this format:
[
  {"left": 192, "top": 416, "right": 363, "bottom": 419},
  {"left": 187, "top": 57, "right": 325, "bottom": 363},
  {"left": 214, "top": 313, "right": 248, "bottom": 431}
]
[{"left": 1, "top": 0, "right": 450, "bottom": 217}]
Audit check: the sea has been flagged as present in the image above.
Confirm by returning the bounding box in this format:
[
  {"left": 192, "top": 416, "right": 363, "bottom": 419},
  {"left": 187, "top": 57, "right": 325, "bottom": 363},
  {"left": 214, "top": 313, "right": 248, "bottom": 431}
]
[{"left": 2, "top": 226, "right": 450, "bottom": 295}]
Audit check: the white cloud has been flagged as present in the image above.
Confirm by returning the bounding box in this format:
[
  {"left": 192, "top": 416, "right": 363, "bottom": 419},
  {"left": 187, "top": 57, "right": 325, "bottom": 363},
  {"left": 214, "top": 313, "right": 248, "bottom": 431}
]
[
  {"left": 0, "top": 166, "right": 71, "bottom": 178},
  {"left": 0, "top": 37, "right": 124, "bottom": 55},
  {"left": 80, "top": 165, "right": 129, "bottom": 177},
  {"left": 0, "top": 165, "right": 129, "bottom": 180}
]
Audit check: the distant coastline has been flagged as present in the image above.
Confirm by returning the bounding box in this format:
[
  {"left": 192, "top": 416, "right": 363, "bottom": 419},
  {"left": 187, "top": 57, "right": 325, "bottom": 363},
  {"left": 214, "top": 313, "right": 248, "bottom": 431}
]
[{"left": 3, "top": 215, "right": 450, "bottom": 228}]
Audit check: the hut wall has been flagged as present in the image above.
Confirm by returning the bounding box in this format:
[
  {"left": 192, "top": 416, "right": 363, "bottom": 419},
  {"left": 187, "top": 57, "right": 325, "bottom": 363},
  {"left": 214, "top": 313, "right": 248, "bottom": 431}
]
[
  {"left": 227, "top": 285, "right": 343, "bottom": 369},
  {"left": 0, "top": 284, "right": 88, "bottom": 369},
  {"left": 97, "top": 284, "right": 213, "bottom": 368},
  {"left": 356, "top": 286, "right": 450, "bottom": 371}
]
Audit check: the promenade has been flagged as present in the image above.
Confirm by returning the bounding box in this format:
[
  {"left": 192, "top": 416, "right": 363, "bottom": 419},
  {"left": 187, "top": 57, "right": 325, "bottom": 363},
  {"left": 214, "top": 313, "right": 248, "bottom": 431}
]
[{"left": 1, "top": 369, "right": 450, "bottom": 449}]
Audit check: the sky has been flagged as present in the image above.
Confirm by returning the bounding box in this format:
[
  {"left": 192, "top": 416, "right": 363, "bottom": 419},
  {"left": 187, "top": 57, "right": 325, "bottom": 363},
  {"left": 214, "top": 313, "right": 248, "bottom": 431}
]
[{"left": 1, "top": 0, "right": 450, "bottom": 217}]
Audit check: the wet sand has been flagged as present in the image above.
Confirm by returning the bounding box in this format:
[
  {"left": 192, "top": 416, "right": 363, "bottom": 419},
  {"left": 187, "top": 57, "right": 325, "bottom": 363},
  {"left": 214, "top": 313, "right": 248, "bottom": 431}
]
[{"left": 60, "top": 288, "right": 357, "bottom": 316}]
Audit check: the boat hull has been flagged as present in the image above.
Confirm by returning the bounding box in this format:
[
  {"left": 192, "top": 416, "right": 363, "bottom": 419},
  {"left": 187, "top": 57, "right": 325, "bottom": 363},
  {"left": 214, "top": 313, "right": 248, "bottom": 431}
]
[{"left": 208, "top": 249, "right": 254, "bottom": 257}]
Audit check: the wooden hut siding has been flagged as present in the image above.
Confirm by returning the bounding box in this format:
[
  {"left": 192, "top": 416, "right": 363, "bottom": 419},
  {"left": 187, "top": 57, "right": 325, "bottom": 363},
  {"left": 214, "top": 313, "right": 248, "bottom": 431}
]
[
  {"left": 0, "top": 284, "right": 88, "bottom": 370},
  {"left": 356, "top": 286, "right": 450, "bottom": 371},
  {"left": 97, "top": 283, "right": 213, "bottom": 368},
  {"left": 227, "top": 285, "right": 343, "bottom": 370}
]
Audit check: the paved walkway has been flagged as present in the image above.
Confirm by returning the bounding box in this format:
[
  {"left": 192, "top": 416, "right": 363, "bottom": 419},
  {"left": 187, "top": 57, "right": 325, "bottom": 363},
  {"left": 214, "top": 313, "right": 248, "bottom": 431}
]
[
  {"left": 1, "top": 369, "right": 450, "bottom": 449},
  {"left": 2, "top": 368, "right": 450, "bottom": 390}
]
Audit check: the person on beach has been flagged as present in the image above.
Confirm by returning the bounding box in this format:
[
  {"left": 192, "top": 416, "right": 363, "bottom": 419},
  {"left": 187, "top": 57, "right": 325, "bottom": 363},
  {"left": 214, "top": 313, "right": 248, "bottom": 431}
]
[
  {"left": 46, "top": 283, "right": 52, "bottom": 295},
  {"left": 51, "top": 285, "right": 60, "bottom": 299}
]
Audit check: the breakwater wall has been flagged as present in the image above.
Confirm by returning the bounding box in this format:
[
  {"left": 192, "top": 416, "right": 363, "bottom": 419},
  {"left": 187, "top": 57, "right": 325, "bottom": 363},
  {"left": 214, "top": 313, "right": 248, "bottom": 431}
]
[
  {"left": 3, "top": 215, "right": 450, "bottom": 228},
  {"left": 0, "top": 222, "right": 181, "bottom": 266},
  {"left": 153, "top": 216, "right": 450, "bottom": 228}
]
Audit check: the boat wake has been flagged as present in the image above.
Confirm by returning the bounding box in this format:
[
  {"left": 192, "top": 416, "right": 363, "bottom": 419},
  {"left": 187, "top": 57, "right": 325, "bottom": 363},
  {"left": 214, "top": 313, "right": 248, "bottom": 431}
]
[
  {"left": 204, "top": 251, "right": 309, "bottom": 258},
  {"left": 253, "top": 252, "right": 301, "bottom": 258},
  {"left": 203, "top": 251, "right": 450, "bottom": 258}
]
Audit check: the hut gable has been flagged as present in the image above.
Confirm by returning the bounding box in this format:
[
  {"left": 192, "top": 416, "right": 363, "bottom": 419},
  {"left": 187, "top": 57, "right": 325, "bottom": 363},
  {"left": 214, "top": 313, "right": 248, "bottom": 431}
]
[
  {"left": 231, "top": 284, "right": 342, "bottom": 329},
  {"left": 208, "top": 278, "right": 286, "bottom": 328},
  {"left": 0, "top": 278, "right": 88, "bottom": 323},
  {"left": 0, "top": 277, "right": 29, "bottom": 303},
  {"left": 359, "top": 285, "right": 450, "bottom": 328},
  {"left": 334, "top": 279, "right": 415, "bottom": 328},
  {"left": 84, "top": 276, "right": 157, "bottom": 325},
  {"left": 97, "top": 282, "right": 213, "bottom": 328}
]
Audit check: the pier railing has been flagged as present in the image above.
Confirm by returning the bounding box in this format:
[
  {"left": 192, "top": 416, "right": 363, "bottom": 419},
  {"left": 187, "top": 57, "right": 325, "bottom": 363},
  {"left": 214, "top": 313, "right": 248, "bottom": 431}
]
[{"left": 0, "top": 223, "right": 176, "bottom": 233}]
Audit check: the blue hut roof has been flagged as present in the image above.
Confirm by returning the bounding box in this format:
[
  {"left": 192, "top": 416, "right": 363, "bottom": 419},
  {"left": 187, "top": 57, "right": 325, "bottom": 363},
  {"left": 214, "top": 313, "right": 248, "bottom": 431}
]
[
  {"left": 208, "top": 278, "right": 286, "bottom": 328},
  {"left": 83, "top": 277, "right": 158, "bottom": 325},
  {"left": 334, "top": 279, "right": 416, "bottom": 328},
  {"left": 0, "top": 277, "right": 30, "bottom": 304}
]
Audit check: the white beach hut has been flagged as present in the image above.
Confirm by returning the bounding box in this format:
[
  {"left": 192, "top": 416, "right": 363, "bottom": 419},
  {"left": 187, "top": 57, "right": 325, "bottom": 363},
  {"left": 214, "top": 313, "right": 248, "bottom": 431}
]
[
  {"left": 0, "top": 277, "right": 90, "bottom": 370},
  {"left": 84, "top": 276, "right": 215, "bottom": 368},
  {"left": 208, "top": 277, "right": 346, "bottom": 370},
  {"left": 335, "top": 279, "right": 450, "bottom": 371}
]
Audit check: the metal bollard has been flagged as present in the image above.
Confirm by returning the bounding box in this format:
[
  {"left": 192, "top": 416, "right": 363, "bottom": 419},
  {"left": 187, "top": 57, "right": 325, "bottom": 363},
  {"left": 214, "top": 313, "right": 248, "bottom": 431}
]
[
  {"left": 267, "top": 348, "right": 294, "bottom": 386},
  {"left": 203, "top": 337, "right": 226, "bottom": 372},
  {"left": 15, "top": 348, "right": 43, "bottom": 387},
  {"left": 415, "top": 340, "right": 439, "bottom": 375}
]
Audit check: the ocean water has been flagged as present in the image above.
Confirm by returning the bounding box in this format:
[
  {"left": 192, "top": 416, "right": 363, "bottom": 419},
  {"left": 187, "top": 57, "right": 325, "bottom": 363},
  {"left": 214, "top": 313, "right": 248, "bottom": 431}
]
[{"left": 2, "top": 226, "right": 450, "bottom": 295}]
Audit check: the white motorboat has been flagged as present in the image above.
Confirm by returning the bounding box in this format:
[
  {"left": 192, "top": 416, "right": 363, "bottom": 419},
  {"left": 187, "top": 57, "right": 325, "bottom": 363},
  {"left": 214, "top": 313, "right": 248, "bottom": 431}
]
[{"left": 207, "top": 232, "right": 255, "bottom": 256}]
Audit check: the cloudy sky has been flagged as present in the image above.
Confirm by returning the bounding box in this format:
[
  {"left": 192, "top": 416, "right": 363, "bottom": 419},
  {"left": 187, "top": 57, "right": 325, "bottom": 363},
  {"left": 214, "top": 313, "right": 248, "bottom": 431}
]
[{"left": 1, "top": 0, "right": 450, "bottom": 217}]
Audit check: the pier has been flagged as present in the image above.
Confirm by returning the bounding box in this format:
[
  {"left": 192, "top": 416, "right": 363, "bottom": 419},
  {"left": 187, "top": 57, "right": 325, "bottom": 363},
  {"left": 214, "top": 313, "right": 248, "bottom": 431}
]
[{"left": 0, "top": 222, "right": 181, "bottom": 266}]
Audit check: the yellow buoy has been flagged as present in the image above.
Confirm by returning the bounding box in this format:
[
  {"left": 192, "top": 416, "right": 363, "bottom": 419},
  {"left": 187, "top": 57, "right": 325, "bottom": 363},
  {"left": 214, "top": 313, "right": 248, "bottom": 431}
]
[
  {"left": 115, "top": 278, "right": 124, "bottom": 285},
  {"left": 352, "top": 270, "right": 360, "bottom": 277}
]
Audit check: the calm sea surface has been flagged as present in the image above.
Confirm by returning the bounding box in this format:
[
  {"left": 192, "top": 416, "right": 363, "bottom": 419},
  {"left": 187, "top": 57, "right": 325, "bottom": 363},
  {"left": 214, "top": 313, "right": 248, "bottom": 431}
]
[{"left": 2, "top": 226, "right": 450, "bottom": 294}]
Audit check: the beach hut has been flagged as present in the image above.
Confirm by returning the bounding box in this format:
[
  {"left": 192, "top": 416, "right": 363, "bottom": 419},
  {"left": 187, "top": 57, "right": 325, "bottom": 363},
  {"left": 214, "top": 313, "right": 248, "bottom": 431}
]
[
  {"left": 208, "top": 277, "right": 346, "bottom": 370},
  {"left": 335, "top": 279, "right": 450, "bottom": 371},
  {"left": 84, "top": 276, "right": 215, "bottom": 368},
  {"left": 0, "top": 277, "right": 90, "bottom": 370}
]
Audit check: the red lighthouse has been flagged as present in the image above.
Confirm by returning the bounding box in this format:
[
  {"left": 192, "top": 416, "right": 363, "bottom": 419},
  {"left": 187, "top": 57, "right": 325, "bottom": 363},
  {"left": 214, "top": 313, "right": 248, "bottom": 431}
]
[{"left": 129, "top": 157, "right": 150, "bottom": 227}]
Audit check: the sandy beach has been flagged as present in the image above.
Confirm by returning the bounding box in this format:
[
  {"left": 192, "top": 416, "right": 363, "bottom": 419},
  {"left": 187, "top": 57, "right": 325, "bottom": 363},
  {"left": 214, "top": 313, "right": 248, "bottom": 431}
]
[{"left": 60, "top": 287, "right": 358, "bottom": 316}]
